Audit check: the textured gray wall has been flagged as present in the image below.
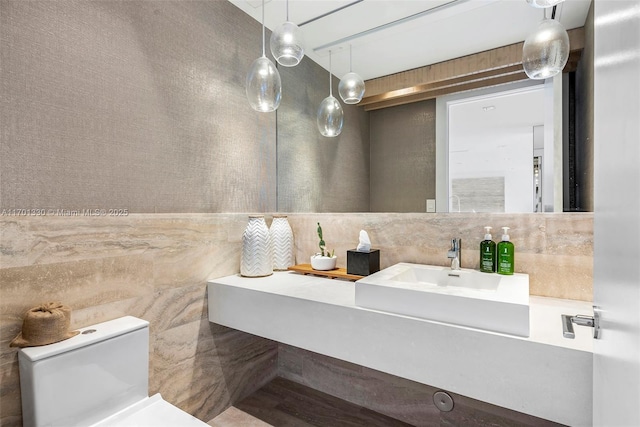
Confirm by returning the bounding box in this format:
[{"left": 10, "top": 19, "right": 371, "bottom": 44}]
[
  {"left": 1, "top": 0, "right": 277, "bottom": 213},
  {"left": 277, "top": 58, "right": 370, "bottom": 212},
  {"left": 0, "top": 0, "right": 370, "bottom": 214},
  {"left": 369, "top": 100, "right": 436, "bottom": 212}
]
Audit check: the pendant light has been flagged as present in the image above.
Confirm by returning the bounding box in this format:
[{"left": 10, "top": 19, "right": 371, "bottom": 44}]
[
  {"left": 338, "top": 45, "right": 365, "bottom": 104},
  {"left": 317, "top": 51, "right": 344, "bottom": 138},
  {"left": 246, "top": 0, "right": 282, "bottom": 112},
  {"left": 270, "top": 0, "right": 304, "bottom": 67},
  {"left": 522, "top": 6, "right": 569, "bottom": 80}
]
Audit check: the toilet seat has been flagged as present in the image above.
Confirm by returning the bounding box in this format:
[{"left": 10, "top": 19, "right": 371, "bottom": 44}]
[{"left": 91, "top": 394, "right": 208, "bottom": 427}]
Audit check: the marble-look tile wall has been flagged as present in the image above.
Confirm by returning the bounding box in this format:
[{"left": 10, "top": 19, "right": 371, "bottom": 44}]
[
  {"left": 0, "top": 214, "right": 278, "bottom": 426},
  {"left": 287, "top": 212, "right": 593, "bottom": 301},
  {"left": 0, "top": 211, "right": 593, "bottom": 425},
  {"left": 278, "top": 344, "right": 560, "bottom": 426}
]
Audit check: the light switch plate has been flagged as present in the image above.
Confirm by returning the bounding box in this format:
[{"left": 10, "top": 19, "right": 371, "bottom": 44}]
[{"left": 426, "top": 199, "right": 436, "bottom": 213}]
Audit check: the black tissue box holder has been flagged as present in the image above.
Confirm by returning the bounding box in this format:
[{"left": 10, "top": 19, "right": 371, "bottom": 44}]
[{"left": 347, "top": 249, "right": 380, "bottom": 276}]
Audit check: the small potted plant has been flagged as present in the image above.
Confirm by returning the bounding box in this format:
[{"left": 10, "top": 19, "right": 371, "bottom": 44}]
[{"left": 310, "top": 222, "right": 337, "bottom": 270}]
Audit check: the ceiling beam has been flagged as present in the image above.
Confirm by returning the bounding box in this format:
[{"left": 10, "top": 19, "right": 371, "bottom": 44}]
[{"left": 360, "top": 26, "right": 585, "bottom": 111}]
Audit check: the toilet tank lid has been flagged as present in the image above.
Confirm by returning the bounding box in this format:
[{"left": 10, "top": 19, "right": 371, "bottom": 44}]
[{"left": 19, "top": 316, "right": 149, "bottom": 362}]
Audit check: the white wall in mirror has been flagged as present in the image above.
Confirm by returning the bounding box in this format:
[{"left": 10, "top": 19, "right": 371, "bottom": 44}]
[{"left": 436, "top": 79, "right": 562, "bottom": 213}]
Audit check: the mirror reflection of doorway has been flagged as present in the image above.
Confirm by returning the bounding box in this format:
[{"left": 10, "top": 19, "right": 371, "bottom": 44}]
[{"left": 446, "top": 84, "right": 551, "bottom": 213}]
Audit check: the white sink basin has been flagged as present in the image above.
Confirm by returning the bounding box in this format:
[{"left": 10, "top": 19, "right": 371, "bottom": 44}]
[
  {"left": 355, "top": 263, "right": 530, "bottom": 336},
  {"left": 390, "top": 266, "right": 501, "bottom": 291}
]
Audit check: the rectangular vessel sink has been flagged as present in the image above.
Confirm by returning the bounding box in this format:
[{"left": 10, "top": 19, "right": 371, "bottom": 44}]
[
  {"left": 355, "top": 263, "right": 530, "bottom": 337},
  {"left": 390, "top": 267, "right": 501, "bottom": 291}
]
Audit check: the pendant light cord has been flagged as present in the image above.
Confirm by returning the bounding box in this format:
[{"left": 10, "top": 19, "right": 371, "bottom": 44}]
[
  {"left": 329, "top": 50, "right": 333, "bottom": 96},
  {"left": 349, "top": 45, "right": 353, "bottom": 72},
  {"left": 286, "top": 0, "right": 289, "bottom": 22},
  {"left": 261, "top": 0, "right": 266, "bottom": 57}
]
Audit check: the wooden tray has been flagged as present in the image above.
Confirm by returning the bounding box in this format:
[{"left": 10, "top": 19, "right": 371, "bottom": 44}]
[{"left": 288, "top": 264, "right": 363, "bottom": 281}]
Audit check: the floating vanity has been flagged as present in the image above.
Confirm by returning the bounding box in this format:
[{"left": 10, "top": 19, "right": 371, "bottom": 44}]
[{"left": 208, "top": 270, "right": 593, "bottom": 426}]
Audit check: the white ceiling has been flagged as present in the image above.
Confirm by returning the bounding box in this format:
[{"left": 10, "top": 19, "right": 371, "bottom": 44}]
[
  {"left": 449, "top": 83, "right": 545, "bottom": 145},
  {"left": 228, "top": 0, "right": 592, "bottom": 81}
]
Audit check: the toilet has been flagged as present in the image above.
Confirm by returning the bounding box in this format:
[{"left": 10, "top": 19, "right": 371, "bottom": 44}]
[{"left": 18, "top": 316, "right": 209, "bottom": 427}]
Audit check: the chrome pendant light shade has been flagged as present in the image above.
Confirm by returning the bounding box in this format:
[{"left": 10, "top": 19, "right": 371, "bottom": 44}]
[
  {"left": 246, "top": 0, "right": 282, "bottom": 112},
  {"left": 338, "top": 45, "right": 365, "bottom": 104},
  {"left": 317, "top": 51, "right": 344, "bottom": 137},
  {"left": 522, "top": 18, "right": 569, "bottom": 80}
]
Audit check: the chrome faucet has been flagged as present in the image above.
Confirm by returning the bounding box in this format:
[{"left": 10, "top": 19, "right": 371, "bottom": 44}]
[{"left": 447, "top": 238, "right": 461, "bottom": 270}]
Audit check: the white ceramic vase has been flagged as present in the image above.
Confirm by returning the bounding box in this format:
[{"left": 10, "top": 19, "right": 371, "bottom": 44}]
[
  {"left": 240, "top": 215, "right": 273, "bottom": 277},
  {"left": 270, "top": 215, "right": 295, "bottom": 271}
]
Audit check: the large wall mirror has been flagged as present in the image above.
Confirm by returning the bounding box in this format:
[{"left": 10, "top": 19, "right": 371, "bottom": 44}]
[
  {"left": 271, "top": 2, "right": 593, "bottom": 214},
  {"left": 276, "top": 72, "right": 593, "bottom": 213}
]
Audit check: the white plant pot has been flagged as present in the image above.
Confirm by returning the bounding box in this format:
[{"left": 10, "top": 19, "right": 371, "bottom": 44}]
[{"left": 310, "top": 254, "right": 337, "bottom": 271}]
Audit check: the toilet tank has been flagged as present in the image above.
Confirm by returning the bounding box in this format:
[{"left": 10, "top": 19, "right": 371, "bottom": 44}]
[{"left": 18, "top": 316, "right": 150, "bottom": 427}]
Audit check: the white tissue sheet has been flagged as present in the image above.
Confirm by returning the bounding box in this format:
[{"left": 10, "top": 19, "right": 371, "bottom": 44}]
[{"left": 356, "top": 230, "right": 371, "bottom": 252}]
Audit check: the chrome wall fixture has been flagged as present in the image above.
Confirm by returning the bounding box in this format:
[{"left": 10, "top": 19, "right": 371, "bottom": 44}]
[
  {"left": 317, "top": 51, "right": 344, "bottom": 137},
  {"left": 246, "top": 0, "right": 282, "bottom": 112},
  {"left": 338, "top": 45, "right": 365, "bottom": 104},
  {"left": 522, "top": 3, "right": 570, "bottom": 80},
  {"left": 270, "top": 0, "right": 305, "bottom": 67}
]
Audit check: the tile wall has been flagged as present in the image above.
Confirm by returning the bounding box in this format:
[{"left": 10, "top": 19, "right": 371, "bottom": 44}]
[
  {"left": 288, "top": 212, "right": 593, "bottom": 301},
  {"left": 0, "top": 214, "right": 277, "bottom": 426},
  {"left": 0, "top": 210, "right": 592, "bottom": 425}
]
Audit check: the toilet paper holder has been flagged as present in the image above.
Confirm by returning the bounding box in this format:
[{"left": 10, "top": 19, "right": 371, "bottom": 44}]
[{"left": 562, "top": 306, "right": 600, "bottom": 339}]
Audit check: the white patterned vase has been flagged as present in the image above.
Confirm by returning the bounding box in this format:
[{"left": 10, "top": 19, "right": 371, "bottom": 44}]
[
  {"left": 270, "top": 215, "right": 295, "bottom": 271},
  {"left": 240, "top": 215, "right": 273, "bottom": 277}
]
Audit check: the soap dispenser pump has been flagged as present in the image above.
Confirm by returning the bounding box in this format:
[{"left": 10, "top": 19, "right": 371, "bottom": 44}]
[
  {"left": 497, "top": 227, "right": 515, "bottom": 275},
  {"left": 480, "top": 226, "right": 496, "bottom": 273}
]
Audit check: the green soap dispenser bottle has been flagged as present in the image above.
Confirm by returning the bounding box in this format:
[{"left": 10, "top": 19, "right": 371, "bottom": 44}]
[
  {"left": 480, "top": 226, "right": 496, "bottom": 273},
  {"left": 497, "top": 227, "right": 515, "bottom": 275}
]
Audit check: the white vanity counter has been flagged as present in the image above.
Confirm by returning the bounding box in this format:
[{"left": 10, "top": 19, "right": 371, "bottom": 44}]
[{"left": 208, "top": 271, "right": 593, "bottom": 426}]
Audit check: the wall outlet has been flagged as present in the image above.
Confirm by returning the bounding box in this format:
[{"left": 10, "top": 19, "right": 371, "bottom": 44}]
[{"left": 426, "top": 199, "right": 436, "bottom": 213}]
